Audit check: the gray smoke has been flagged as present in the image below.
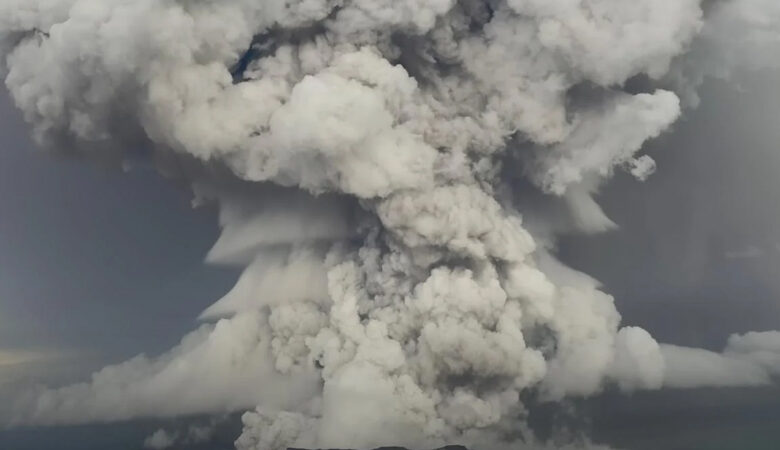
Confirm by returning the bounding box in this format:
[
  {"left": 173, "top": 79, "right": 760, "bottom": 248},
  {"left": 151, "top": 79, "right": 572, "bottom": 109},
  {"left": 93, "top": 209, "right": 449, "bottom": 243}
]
[{"left": 2, "top": 0, "right": 780, "bottom": 449}]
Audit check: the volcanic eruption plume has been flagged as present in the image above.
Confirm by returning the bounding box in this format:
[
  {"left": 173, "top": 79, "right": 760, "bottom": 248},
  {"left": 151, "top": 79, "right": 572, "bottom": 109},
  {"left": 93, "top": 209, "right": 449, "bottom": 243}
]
[{"left": 2, "top": 0, "right": 780, "bottom": 449}]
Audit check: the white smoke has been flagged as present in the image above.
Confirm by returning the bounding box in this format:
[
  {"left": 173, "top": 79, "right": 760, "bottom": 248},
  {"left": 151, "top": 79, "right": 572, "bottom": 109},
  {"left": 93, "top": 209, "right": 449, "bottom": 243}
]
[
  {"left": 144, "top": 429, "right": 177, "bottom": 450},
  {"left": 659, "top": 331, "right": 780, "bottom": 389},
  {"left": 144, "top": 417, "right": 225, "bottom": 449},
  {"left": 669, "top": 0, "right": 780, "bottom": 106},
  {"left": 2, "top": 0, "right": 780, "bottom": 449},
  {"left": 8, "top": 312, "right": 319, "bottom": 426}
]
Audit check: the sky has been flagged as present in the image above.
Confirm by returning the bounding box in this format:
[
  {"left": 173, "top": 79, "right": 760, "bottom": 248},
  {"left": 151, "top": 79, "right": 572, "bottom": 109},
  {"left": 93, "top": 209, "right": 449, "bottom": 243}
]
[
  {"left": 0, "top": 90, "right": 238, "bottom": 388},
  {"left": 1, "top": 1, "right": 780, "bottom": 449}
]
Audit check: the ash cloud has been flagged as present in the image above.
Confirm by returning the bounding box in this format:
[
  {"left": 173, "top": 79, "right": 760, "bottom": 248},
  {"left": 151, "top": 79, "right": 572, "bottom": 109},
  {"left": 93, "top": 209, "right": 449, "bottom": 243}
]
[{"left": 1, "top": 1, "right": 779, "bottom": 449}]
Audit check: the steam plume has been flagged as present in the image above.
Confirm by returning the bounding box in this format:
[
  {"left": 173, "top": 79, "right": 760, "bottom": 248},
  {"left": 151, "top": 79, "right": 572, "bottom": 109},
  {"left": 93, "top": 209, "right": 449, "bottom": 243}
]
[{"left": 2, "top": 0, "right": 780, "bottom": 449}]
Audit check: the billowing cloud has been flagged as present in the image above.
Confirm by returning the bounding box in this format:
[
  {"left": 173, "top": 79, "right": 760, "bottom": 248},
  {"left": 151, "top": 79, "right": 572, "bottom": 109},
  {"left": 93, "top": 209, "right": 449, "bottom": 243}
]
[
  {"left": 1, "top": 1, "right": 779, "bottom": 449},
  {"left": 8, "top": 313, "right": 319, "bottom": 426}
]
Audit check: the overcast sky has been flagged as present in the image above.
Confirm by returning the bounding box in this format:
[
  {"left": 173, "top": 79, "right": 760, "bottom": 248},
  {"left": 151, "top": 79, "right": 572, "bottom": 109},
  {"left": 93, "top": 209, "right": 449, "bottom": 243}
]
[
  {"left": 561, "top": 70, "right": 780, "bottom": 350},
  {"left": 1, "top": 66, "right": 780, "bottom": 450}
]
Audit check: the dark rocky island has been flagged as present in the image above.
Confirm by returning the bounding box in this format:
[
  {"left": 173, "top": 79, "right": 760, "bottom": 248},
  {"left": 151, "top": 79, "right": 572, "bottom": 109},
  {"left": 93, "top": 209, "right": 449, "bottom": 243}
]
[{"left": 289, "top": 447, "right": 468, "bottom": 450}]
